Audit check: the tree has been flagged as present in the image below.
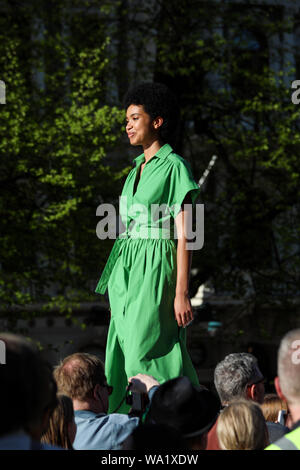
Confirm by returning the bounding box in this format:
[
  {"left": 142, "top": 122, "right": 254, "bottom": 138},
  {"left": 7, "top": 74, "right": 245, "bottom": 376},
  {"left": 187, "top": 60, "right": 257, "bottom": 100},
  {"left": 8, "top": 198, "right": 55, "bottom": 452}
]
[
  {"left": 155, "top": 1, "right": 300, "bottom": 332},
  {"left": 1, "top": 0, "right": 300, "bottom": 339},
  {"left": 113, "top": 0, "right": 300, "bottom": 335},
  {"left": 0, "top": 0, "right": 127, "bottom": 329}
]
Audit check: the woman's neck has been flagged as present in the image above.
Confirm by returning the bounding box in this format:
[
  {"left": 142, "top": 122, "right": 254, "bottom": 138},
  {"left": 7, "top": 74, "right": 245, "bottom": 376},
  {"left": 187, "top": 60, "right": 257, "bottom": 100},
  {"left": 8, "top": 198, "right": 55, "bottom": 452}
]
[{"left": 143, "top": 139, "right": 163, "bottom": 163}]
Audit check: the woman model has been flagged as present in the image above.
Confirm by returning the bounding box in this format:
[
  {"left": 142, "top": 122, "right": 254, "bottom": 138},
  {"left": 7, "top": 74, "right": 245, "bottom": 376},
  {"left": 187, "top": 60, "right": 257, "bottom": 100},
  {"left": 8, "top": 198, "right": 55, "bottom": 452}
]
[{"left": 95, "top": 82, "right": 201, "bottom": 413}]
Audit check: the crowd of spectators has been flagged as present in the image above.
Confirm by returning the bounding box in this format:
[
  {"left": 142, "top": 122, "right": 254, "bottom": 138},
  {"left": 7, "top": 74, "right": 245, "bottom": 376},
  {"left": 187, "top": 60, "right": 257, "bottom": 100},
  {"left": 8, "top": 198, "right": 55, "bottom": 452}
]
[{"left": 1, "top": 328, "right": 300, "bottom": 451}]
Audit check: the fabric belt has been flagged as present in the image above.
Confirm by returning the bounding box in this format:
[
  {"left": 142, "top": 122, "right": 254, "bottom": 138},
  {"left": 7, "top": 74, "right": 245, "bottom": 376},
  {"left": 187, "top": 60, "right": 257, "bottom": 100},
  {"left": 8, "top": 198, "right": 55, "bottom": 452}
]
[{"left": 95, "top": 227, "right": 173, "bottom": 295}]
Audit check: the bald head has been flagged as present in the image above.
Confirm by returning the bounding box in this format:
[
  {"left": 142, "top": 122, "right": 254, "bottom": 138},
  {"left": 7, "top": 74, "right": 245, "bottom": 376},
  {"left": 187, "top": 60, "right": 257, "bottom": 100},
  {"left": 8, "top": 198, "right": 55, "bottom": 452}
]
[
  {"left": 54, "top": 352, "right": 105, "bottom": 401},
  {"left": 277, "top": 329, "right": 300, "bottom": 405}
]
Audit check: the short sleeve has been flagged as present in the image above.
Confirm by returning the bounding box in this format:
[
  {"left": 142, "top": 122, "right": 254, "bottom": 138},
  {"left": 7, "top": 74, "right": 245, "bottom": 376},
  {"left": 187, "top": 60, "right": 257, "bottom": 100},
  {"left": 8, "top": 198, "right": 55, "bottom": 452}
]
[{"left": 168, "top": 159, "right": 201, "bottom": 218}]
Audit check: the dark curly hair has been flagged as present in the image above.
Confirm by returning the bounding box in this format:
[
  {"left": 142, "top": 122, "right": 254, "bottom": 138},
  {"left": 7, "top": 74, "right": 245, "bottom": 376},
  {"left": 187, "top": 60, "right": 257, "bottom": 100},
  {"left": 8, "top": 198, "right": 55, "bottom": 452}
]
[{"left": 123, "top": 82, "right": 180, "bottom": 146}]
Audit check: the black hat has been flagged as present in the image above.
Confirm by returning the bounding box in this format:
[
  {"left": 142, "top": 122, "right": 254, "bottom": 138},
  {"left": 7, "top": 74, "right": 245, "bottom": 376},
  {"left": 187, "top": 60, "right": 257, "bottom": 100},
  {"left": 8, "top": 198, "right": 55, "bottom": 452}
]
[{"left": 146, "top": 377, "right": 221, "bottom": 438}]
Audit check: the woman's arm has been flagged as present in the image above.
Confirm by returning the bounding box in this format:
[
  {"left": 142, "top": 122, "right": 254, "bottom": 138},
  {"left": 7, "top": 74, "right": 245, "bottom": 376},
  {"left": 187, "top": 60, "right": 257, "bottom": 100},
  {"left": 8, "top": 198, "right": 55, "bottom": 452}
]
[{"left": 174, "top": 193, "right": 194, "bottom": 328}]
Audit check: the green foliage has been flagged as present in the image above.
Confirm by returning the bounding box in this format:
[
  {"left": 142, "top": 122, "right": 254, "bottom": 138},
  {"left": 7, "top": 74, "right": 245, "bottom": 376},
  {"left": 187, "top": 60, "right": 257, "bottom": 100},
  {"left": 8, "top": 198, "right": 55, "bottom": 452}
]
[
  {"left": 0, "top": 1, "right": 126, "bottom": 319},
  {"left": 1, "top": 0, "right": 300, "bottom": 331},
  {"left": 131, "top": 0, "right": 300, "bottom": 312}
]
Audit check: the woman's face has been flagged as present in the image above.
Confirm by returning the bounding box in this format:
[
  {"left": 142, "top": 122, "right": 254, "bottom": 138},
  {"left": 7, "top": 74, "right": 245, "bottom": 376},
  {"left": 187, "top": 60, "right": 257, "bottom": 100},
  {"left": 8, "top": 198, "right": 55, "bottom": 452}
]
[{"left": 126, "top": 104, "right": 159, "bottom": 147}]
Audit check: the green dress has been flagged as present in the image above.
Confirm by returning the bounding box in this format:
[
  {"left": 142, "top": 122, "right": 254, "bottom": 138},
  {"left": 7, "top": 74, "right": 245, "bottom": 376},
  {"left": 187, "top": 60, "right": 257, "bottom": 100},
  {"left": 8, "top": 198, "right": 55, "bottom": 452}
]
[{"left": 95, "top": 143, "right": 201, "bottom": 413}]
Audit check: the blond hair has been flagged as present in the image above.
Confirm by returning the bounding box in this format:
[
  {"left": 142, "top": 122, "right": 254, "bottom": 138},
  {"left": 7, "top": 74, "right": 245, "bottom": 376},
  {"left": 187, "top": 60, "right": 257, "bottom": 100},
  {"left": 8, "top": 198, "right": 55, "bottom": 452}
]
[
  {"left": 217, "top": 400, "right": 269, "bottom": 450},
  {"left": 261, "top": 393, "right": 288, "bottom": 423}
]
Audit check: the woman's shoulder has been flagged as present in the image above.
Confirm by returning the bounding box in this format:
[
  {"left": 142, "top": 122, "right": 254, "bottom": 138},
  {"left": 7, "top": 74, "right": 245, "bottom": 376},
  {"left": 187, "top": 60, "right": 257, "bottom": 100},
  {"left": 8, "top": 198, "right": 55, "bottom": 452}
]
[{"left": 166, "top": 150, "right": 192, "bottom": 171}]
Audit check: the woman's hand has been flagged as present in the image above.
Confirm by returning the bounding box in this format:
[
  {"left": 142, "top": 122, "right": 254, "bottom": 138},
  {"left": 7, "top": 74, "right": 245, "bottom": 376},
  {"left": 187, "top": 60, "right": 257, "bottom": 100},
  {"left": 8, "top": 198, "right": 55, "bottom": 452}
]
[
  {"left": 174, "top": 193, "right": 194, "bottom": 328},
  {"left": 174, "top": 292, "right": 194, "bottom": 328}
]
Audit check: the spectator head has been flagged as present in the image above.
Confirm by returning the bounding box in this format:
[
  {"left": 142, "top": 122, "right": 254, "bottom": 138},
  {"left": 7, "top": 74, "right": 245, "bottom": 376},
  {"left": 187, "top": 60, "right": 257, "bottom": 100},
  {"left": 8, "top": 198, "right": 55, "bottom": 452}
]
[
  {"left": 54, "top": 353, "right": 111, "bottom": 413},
  {"left": 275, "top": 329, "right": 300, "bottom": 413},
  {"left": 217, "top": 400, "right": 269, "bottom": 450},
  {"left": 261, "top": 393, "right": 288, "bottom": 423},
  {"left": 145, "top": 376, "right": 221, "bottom": 450},
  {"left": 122, "top": 423, "right": 186, "bottom": 451},
  {"left": 123, "top": 82, "right": 180, "bottom": 147},
  {"left": 41, "top": 394, "right": 76, "bottom": 449},
  {"left": 214, "top": 353, "right": 265, "bottom": 405},
  {"left": 0, "top": 333, "right": 57, "bottom": 440}
]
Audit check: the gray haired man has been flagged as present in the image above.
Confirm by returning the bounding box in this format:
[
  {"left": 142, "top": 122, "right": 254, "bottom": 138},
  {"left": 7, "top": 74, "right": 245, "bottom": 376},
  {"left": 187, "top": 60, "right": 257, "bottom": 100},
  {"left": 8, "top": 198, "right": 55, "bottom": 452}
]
[
  {"left": 214, "top": 352, "right": 265, "bottom": 405},
  {"left": 206, "top": 352, "right": 287, "bottom": 449}
]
